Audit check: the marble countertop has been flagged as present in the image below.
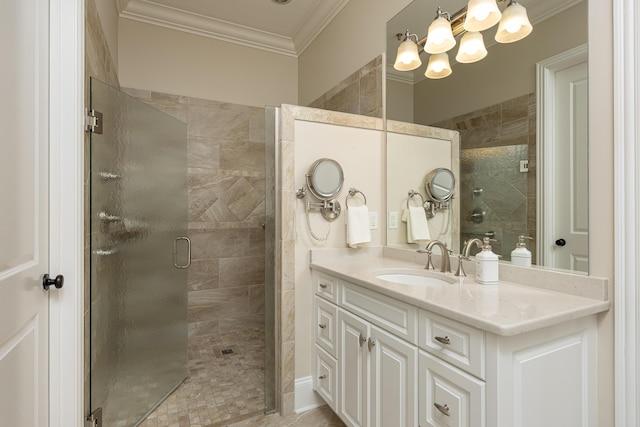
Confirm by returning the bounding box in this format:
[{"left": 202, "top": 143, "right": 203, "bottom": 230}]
[{"left": 309, "top": 248, "right": 610, "bottom": 336}]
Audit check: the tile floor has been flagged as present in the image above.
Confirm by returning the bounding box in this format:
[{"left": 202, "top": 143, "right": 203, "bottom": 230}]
[
  {"left": 137, "top": 321, "right": 345, "bottom": 427},
  {"left": 139, "top": 327, "right": 267, "bottom": 427}
]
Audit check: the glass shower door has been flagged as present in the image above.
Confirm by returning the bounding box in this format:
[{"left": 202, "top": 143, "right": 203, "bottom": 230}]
[{"left": 89, "top": 78, "right": 189, "bottom": 426}]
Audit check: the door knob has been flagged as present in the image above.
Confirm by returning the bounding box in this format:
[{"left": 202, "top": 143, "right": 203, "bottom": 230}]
[
  {"left": 555, "top": 238, "right": 566, "bottom": 247},
  {"left": 43, "top": 274, "right": 64, "bottom": 290}
]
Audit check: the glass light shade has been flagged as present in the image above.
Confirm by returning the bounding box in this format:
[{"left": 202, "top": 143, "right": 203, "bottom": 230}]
[
  {"left": 495, "top": 1, "right": 532, "bottom": 43},
  {"left": 393, "top": 39, "right": 422, "bottom": 71},
  {"left": 424, "top": 16, "right": 456, "bottom": 54},
  {"left": 464, "top": 0, "right": 502, "bottom": 32},
  {"left": 455, "top": 31, "right": 488, "bottom": 63},
  {"left": 425, "top": 53, "right": 452, "bottom": 79}
]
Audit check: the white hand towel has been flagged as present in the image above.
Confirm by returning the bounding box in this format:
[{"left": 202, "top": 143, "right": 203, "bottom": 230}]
[
  {"left": 347, "top": 205, "right": 371, "bottom": 248},
  {"left": 403, "top": 205, "right": 431, "bottom": 243}
]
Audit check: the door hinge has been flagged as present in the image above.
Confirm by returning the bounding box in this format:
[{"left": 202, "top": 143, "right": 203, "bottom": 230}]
[
  {"left": 86, "top": 407, "right": 102, "bottom": 427},
  {"left": 85, "top": 109, "right": 103, "bottom": 134}
]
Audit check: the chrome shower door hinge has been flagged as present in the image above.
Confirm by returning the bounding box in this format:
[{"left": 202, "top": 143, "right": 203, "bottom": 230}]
[
  {"left": 86, "top": 407, "right": 103, "bottom": 427},
  {"left": 85, "top": 109, "right": 103, "bottom": 134}
]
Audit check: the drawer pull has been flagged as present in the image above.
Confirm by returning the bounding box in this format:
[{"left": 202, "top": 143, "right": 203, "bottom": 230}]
[
  {"left": 434, "top": 402, "right": 450, "bottom": 416},
  {"left": 319, "top": 283, "right": 328, "bottom": 289},
  {"left": 367, "top": 338, "right": 376, "bottom": 352},
  {"left": 318, "top": 374, "right": 327, "bottom": 380},
  {"left": 435, "top": 335, "right": 451, "bottom": 345},
  {"left": 318, "top": 323, "right": 327, "bottom": 329},
  {"left": 359, "top": 333, "right": 366, "bottom": 347}
]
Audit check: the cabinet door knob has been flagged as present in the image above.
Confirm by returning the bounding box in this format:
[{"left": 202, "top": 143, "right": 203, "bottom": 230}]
[
  {"left": 318, "top": 374, "right": 327, "bottom": 380},
  {"left": 435, "top": 335, "right": 451, "bottom": 345},
  {"left": 434, "top": 402, "right": 450, "bottom": 416},
  {"left": 318, "top": 323, "right": 327, "bottom": 329},
  {"left": 359, "top": 333, "right": 366, "bottom": 347},
  {"left": 367, "top": 338, "right": 376, "bottom": 352},
  {"left": 319, "top": 283, "right": 328, "bottom": 289}
]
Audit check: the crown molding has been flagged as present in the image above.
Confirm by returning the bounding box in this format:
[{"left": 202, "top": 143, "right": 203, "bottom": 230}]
[
  {"left": 294, "top": 0, "right": 351, "bottom": 56},
  {"left": 386, "top": 67, "right": 418, "bottom": 84},
  {"left": 119, "top": 0, "right": 298, "bottom": 57}
]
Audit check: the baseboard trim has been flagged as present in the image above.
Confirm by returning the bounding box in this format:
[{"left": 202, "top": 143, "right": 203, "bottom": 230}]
[{"left": 294, "top": 376, "right": 326, "bottom": 414}]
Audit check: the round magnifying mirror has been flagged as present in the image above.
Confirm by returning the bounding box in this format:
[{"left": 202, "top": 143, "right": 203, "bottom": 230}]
[
  {"left": 425, "top": 168, "right": 455, "bottom": 202},
  {"left": 307, "top": 158, "right": 344, "bottom": 200}
]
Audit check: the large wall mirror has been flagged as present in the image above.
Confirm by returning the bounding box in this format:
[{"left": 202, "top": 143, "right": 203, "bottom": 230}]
[{"left": 385, "top": 0, "right": 589, "bottom": 273}]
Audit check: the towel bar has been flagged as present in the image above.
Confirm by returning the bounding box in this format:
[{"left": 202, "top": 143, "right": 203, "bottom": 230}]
[{"left": 346, "top": 188, "right": 367, "bottom": 208}]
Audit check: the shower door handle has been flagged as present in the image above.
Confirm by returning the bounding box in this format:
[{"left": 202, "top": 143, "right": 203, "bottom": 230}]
[{"left": 173, "top": 236, "right": 191, "bottom": 269}]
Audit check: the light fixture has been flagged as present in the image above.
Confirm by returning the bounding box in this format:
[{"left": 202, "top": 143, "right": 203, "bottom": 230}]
[
  {"left": 464, "top": 0, "right": 502, "bottom": 32},
  {"left": 393, "top": 0, "right": 533, "bottom": 79},
  {"left": 455, "top": 31, "right": 487, "bottom": 63},
  {"left": 424, "top": 8, "right": 456, "bottom": 54},
  {"left": 393, "top": 31, "right": 422, "bottom": 71},
  {"left": 425, "top": 53, "right": 452, "bottom": 79},
  {"left": 495, "top": 0, "right": 532, "bottom": 43}
]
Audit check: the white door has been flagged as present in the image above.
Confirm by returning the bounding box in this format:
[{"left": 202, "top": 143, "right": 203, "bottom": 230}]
[
  {"left": 552, "top": 60, "right": 589, "bottom": 272},
  {"left": 339, "top": 309, "right": 369, "bottom": 427},
  {"left": 0, "top": 1, "right": 51, "bottom": 426},
  {"left": 369, "top": 325, "right": 417, "bottom": 427},
  {"left": 538, "top": 45, "right": 589, "bottom": 272}
]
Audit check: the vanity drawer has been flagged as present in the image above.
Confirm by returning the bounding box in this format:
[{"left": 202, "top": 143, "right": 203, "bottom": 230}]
[
  {"left": 341, "top": 282, "right": 417, "bottom": 344},
  {"left": 419, "top": 350, "right": 485, "bottom": 427},
  {"left": 315, "top": 272, "right": 340, "bottom": 304},
  {"left": 314, "top": 344, "right": 338, "bottom": 412},
  {"left": 315, "top": 296, "right": 338, "bottom": 357},
  {"left": 419, "top": 310, "right": 485, "bottom": 379}
]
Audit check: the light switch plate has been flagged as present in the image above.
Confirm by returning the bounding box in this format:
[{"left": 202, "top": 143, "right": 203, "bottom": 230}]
[
  {"left": 369, "top": 212, "right": 378, "bottom": 229},
  {"left": 389, "top": 211, "right": 398, "bottom": 229}
]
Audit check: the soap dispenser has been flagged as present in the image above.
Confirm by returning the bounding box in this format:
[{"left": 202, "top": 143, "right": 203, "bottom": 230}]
[
  {"left": 475, "top": 237, "right": 499, "bottom": 285},
  {"left": 511, "top": 235, "right": 533, "bottom": 267}
]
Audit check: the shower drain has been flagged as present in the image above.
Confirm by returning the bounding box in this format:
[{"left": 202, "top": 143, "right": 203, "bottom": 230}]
[{"left": 220, "top": 348, "right": 234, "bottom": 355}]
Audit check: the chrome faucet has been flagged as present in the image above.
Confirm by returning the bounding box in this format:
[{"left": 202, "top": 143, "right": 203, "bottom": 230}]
[
  {"left": 455, "top": 238, "right": 484, "bottom": 277},
  {"left": 419, "top": 240, "right": 452, "bottom": 273}
]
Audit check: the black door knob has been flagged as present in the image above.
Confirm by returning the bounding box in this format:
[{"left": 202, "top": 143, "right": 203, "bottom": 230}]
[
  {"left": 555, "top": 238, "right": 567, "bottom": 247},
  {"left": 43, "top": 274, "right": 64, "bottom": 290}
]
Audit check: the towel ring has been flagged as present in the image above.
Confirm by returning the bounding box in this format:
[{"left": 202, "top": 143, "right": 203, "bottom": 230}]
[
  {"left": 346, "top": 188, "right": 367, "bottom": 208},
  {"left": 407, "top": 190, "right": 425, "bottom": 208}
]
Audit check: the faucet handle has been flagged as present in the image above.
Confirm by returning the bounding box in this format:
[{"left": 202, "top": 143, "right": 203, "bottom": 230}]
[
  {"left": 417, "top": 249, "right": 435, "bottom": 270},
  {"left": 455, "top": 254, "right": 471, "bottom": 277}
]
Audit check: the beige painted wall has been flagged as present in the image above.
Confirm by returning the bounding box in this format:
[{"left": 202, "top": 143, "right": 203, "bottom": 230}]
[
  {"left": 298, "top": 0, "right": 412, "bottom": 106},
  {"left": 413, "top": 2, "right": 588, "bottom": 125},
  {"left": 293, "top": 120, "right": 385, "bottom": 378},
  {"left": 117, "top": 19, "right": 298, "bottom": 107},
  {"left": 587, "top": 0, "right": 614, "bottom": 425},
  {"left": 94, "top": 0, "right": 119, "bottom": 70}
]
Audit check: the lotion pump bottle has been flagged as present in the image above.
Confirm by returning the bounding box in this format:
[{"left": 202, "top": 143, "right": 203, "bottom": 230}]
[
  {"left": 511, "top": 235, "right": 533, "bottom": 267},
  {"left": 476, "top": 237, "right": 499, "bottom": 285}
]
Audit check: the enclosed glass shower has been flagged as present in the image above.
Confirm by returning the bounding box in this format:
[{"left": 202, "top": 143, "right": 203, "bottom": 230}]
[
  {"left": 89, "top": 78, "right": 189, "bottom": 426},
  {"left": 88, "top": 79, "right": 276, "bottom": 426}
]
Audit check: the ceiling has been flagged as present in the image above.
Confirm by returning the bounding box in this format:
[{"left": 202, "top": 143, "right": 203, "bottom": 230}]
[
  {"left": 116, "top": 0, "right": 581, "bottom": 60},
  {"left": 116, "top": 0, "right": 351, "bottom": 57}
]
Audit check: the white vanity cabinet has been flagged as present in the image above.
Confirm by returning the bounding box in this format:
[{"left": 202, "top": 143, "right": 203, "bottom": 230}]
[
  {"left": 312, "top": 270, "right": 598, "bottom": 427},
  {"left": 338, "top": 308, "right": 417, "bottom": 427}
]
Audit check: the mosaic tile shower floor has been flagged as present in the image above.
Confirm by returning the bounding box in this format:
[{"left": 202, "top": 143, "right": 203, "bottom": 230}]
[
  {"left": 138, "top": 327, "right": 267, "bottom": 427},
  {"left": 137, "top": 324, "right": 344, "bottom": 426}
]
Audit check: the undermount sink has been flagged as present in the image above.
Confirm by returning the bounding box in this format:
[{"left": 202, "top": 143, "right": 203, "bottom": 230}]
[{"left": 374, "top": 270, "right": 455, "bottom": 286}]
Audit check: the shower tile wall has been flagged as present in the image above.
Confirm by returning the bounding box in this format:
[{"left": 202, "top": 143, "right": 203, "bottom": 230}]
[
  {"left": 309, "top": 55, "right": 384, "bottom": 118},
  {"left": 432, "top": 94, "right": 537, "bottom": 261},
  {"left": 121, "top": 89, "right": 266, "bottom": 338}
]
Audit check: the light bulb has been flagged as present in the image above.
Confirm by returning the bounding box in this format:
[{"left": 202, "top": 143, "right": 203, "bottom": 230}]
[
  {"left": 473, "top": 8, "right": 490, "bottom": 22},
  {"left": 505, "top": 21, "right": 522, "bottom": 33}
]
